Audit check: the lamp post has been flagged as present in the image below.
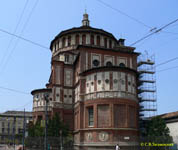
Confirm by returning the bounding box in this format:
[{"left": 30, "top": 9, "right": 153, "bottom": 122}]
[
  {"left": 13, "top": 116, "right": 16, "bottom": 150},
  {"left": 60, "top": 130, "right": 63, "bottom": 150},
  {"left": 22, "top": 109, "right": 26, "bottom": 150},
  {"left": 44, "top": 93, "right": 49, "bottom": 150}
]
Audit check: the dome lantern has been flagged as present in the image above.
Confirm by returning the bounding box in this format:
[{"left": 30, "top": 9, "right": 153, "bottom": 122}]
[{"left": 82, "top": 11, "right": 90, "bottom": 26}]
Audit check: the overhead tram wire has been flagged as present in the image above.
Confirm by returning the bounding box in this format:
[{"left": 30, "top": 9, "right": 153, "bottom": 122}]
[
  {"left": 0, "top": 0, "right": 29, "bottom": 68},
  {"left": 0, "top": 86, "right": 30, "bottom": 95},
  {"left": 0, "top": 28, "right": 49, "bottom": 50},
  {"left": 157, "top": 65, "right": 178, "bottom": 73},
  {"left": 96, "top": 0, "right": 153, "bottom": 29},
  {"left": 130, "top": 18, "right": 178, "bottom": 46},
  {"left": 13, "top": 100, "right": 33, "bottom": 111},
  {"left": 157, "top": 66, "right": 178, "bottom": 72},
  {"left": 155, "top": 57, "right": 178, "bottom": 68},
  {"left": 0, "top": 0, "right": 39, "bottom": 75}
]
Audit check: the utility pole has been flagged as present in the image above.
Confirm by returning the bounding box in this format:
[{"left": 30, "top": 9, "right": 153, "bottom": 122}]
[
  {"left": 13, "top": 116, "right": 15, "bottom": 150},
  {"left": 22, "top": 109, "right": 26, "bottom": 150},
  {"left": 60, "top": 130, "right": 63, "bottom": 150},
  {"left": 44, "top": 93, "right": 49, "bottom": 150}
]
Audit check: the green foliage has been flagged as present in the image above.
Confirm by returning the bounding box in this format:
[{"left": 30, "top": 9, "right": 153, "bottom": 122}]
[
  {"left": 144, "top": 116, "right": 173, "bottom": 149},
  {"left": 28, "top": 121, "right": 44, "bottom": 137},
  {"left": 48, "top": 113, "right": 70, "bottom": 137},
  {"left": 28, "top": 113, "right": 70, "bottom": 137},
  {"left": 146, "top": 116, "right": 171, "bottom": 137}
]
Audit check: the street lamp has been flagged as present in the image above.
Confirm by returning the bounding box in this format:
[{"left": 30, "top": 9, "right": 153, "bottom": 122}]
[
  {"left": 13, "top": 116, "right": 16, "bottom": 150},
  {"left": 22, "top": 109, "right": 26, "bottom": 150},
  {"left": 44, "top": 93, "right": 49, "bottom": 150}
]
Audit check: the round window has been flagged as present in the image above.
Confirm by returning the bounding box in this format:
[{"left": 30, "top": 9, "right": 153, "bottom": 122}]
[
  {"left": 121, "top": 80, "right": 125, "bottom": 85},
  {"left": 128, "top": 81, "right": 131, "bottom": 86},
  {"left": 113, "top": 79, "right": 118, "bottom": 83},
  {"left": 98, "top": 80, "right": 101, "bottom": 84},
  {"left": 106, "top": 61, "right": 113, "bottom": 67},
  {"left": 91, "top": 82, "right": 94, "bottom": 85},
  {"left": 86, "top": 83, "right": 89, "bottom": 87},
  {"left": 93, "top": 59, "right": 100, "bottom": 67},
  {"left": 105, "top": 79, "right": 109, "bottom": 84}
]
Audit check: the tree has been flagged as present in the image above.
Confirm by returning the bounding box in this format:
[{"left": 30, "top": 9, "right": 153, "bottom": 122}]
[
  {"left": 28, "top": 113, "right": 70, "bottom": 137},
  {"left": 48, "top": 113, "right": 70, "bottom": 137},
  {"left": 144, "top": 116, "right": 173, "bottom": 149},
  {"left": 28, "top": 121, "right": 44, "bottom": 137}
]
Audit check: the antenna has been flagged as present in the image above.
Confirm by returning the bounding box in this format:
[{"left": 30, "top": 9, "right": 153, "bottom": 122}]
[{"left": 83, "top": 0, "right": 87, "bottom": 14}]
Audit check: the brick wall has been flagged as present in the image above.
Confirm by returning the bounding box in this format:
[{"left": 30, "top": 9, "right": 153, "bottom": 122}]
[{"left": 98, "top": 105, "right": 110, "bottom": 127}]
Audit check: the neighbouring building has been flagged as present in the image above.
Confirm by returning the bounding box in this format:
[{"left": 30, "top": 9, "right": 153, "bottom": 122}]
[
  {"left": 31, "top": 13, "right": 157, "bottom": 150},
  {"left": 0, "top": 111, "right": 32, "bottom": 143},
  {"left": 160, "top": 111, "right": 178, "bottom": 148}
]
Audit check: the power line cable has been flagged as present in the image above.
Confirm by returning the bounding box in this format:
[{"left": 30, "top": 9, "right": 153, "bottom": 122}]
[
  {"left": 0, "top": 0, "right": 39, "bottom": 75},
  {"left": 0, "top": 0, "right": 29, "bottom": 68},
  {"left": 156, "top": 57, "right": 178, "bottom": 67},
  {"left": 0, "top": 86, "right": 30, "bottom": 95},
  {"left": 13, "top": 100, "right": 33, "bottom": 111},
  {"left": 130, "top": 18, "right": 178, "bottom": 46},
  {"left": 0, "top": 28, "right": 49, "bottom": 50},
  {"left": 96, "top": 0, "right": 153, "bottom": 29},
  {"left": 157, "top": 65, "right": 178, "bottom": 73}
]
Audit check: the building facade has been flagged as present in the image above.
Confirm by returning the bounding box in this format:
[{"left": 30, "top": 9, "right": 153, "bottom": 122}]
[
  {"left": 31, "top": 13, "right": 140, "bottom": 150},
  {"left": 160, "top": 111, "right": 178, "bottom": 149},
  {"left": 0, "top": 111, "right": 32, "bottom": 143}
]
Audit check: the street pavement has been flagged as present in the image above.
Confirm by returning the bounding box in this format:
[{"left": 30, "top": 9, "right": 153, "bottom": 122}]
[{"left": 0, "top": 145, "right": 22, "bottom": 150}]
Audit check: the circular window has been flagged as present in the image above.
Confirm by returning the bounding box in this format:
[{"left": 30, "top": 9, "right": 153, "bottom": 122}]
[
  {"left": 132, "top": 83, "right": 135, "bottom": 87},
  {"left": 93, "top": 59, "right": 100, "bottom": 67},
  {"left": 113, "top": 79, "right": 118, "bottom": 83},
  {"left": 91, "top": 82, "right": 94, "bottom": 85},
  {"left": 128, "top": 81, "right": 131, "bottom": 86},
  {"left": 105, "top": 79, "right": 109, "bottom": 84},
  {"left": 87, "top": 83, "right": 89, "bottom": 87},
  {"left": 64, "top": 95, "right": 67, "bottom": 98},
  {"left": 69, "top": 95, "right": 72, "bottom": 98},
  {"left": 98, "top": 80, "right": 101, "bottom": 84},
  {"left": 106, "top": 61, "right": 113, "bottom": 67},
  {"left": 121, "top": 80, "right": 125, "bottom": 85},
  {"left": 119, "top": 63, "right": 125, "bottom": 67}
]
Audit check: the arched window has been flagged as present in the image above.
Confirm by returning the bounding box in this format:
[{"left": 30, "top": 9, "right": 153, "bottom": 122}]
[
  {"left": 76, "top": 34, "right": 79, "bottom": 45},
  {"left": 109, "top": 40, "right": 112, "bottom": 48},
  {"left": 104, "top": 38, "right": 107, "bottom": 48},
  {"left": 62, "top": 37, "right": 66, "bottom": 47},
  {"left": 93, "top": 59, "right": 100, "bottom": 67},
  {"left": 91, "top": 35, "right": 94, "bottom": 45},
  {"left": 97, "top": 35, "right": 100, "bottom": 46},
  {"left": 82, "top": 34, "right": 86, "bottom": 45},
  {"left": 68, "top": 36, "right": 71, "bottom": 46},
  {"left": 106, "top": 61, "right": 113, "bottom": 67},
  {"left": 119, "top": 63, "right": 126, "bottom": 67}
]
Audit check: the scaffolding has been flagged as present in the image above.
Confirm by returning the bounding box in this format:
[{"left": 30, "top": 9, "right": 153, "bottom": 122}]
[{"left": 137, "top": 51, "right": 157, "bottom": 122}]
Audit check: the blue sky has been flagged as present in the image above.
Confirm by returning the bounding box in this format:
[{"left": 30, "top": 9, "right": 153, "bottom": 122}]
[{"left": 0, "top": 0, "right": 178, "bottom": 115}]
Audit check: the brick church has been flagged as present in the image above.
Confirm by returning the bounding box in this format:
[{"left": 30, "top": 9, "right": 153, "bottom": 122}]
[{"left": 31, "top": 13, "right": 139, "bottom": 150}]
